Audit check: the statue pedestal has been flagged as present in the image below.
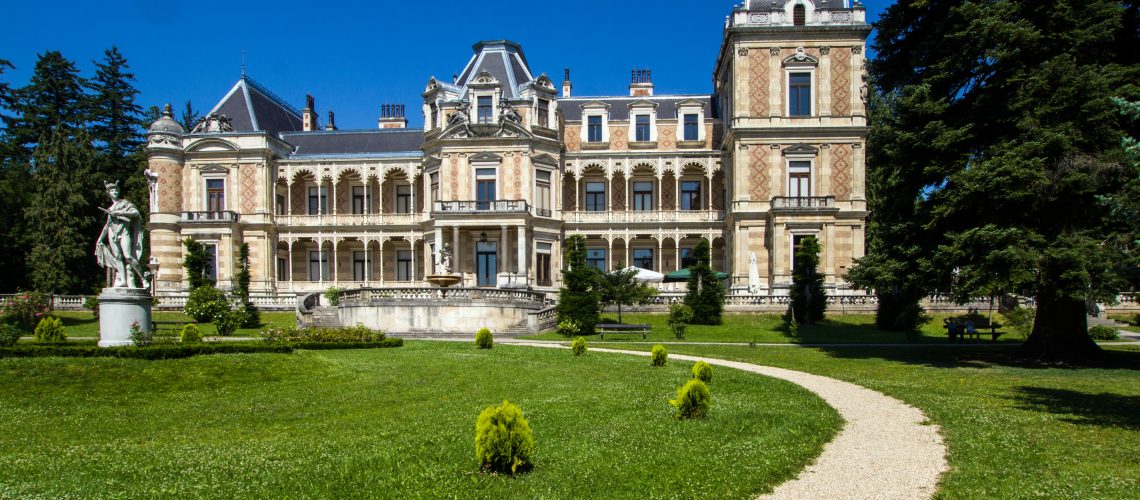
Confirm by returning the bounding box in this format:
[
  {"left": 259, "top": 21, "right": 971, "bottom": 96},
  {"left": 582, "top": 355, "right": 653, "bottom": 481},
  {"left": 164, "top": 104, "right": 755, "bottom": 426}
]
[{"left": 98, "top": 288, "right": 152, "bottom": 347}]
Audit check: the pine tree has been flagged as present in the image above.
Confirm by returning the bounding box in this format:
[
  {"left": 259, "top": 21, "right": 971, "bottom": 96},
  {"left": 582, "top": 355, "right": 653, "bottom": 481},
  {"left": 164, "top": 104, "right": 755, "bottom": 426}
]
[
  {"left": 89, "top": 47, "right": 143, "bottom": 165},
  {"left": 0, "top": 59, "right": 14, "bottom": 118},
  {"left": 180, "top": 101, "right": 201, "bottom": 132},
  {"left": 599, "top": 267, "right": 656, "bottom": 324},
  {"left": 25, "top": 128, "right": 98, "bottom": 293},
  {"left": 684, "top": 239, "right": 724, "bottom": 325},
  {"left": 6, "top": 51, "right": 88, "bottom": 153},
  {"left": 0, "top": 59, "right": 31, "bottom": 292},
  {"left": 790, "top": 236, "right": 826, "bottom": 324},
  {"left": 557, "top": 234, "right": 602, "bottom": 335}
]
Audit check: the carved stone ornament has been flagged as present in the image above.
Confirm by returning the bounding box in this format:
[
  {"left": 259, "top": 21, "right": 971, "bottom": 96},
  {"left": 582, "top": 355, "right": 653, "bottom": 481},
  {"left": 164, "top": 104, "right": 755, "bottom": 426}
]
[
  {"left": 147, "top": 134, "right": 180, "bottom": 146},
  {"left": 770, "top": 47, "right": 782, "bottom": 56},
  {"left": 820, "top": 46, "right": 831, "bottom": 55},
  {"left": 794, "top": 46, "right": 808, "bottom": 61},
  {"left": 472, "top": 71, "right": 497, "bottom": 84},
  {"left": 748, "top": 13, "right": 769, "bottom": 24},
  {"left": 738, "top": 48, "right": 749, "bottom": 57},
  {"left": 852, "top": 45, "right": 863, "bottom": 54},
  {"left": 191, "top": 113, "right": 234, "bottom": 133}
]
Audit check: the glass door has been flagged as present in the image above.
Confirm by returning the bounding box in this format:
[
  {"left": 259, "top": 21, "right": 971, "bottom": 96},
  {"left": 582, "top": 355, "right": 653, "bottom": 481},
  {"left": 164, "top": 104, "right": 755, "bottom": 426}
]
[{"left": 476, "top": 241, "right": 497, "bottom": 287}]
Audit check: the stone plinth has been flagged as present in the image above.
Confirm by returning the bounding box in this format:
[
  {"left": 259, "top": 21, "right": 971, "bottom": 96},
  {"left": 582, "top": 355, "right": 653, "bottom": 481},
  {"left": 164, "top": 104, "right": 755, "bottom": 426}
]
[{"left": 98, "top": 288, "right": 152, "bottom": 347}]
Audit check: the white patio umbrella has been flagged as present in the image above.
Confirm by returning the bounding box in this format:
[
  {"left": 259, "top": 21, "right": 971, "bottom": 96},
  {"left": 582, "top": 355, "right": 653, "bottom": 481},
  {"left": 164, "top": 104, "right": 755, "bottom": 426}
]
[{"left": 619, "top": 266, "right": 665, "bottom": 283}]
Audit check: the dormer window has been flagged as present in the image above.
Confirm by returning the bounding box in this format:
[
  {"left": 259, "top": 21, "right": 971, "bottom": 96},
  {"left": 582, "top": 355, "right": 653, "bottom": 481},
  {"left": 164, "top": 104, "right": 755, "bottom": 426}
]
[
  {"left": 587, "top": 115, "right": 603, "bottom": 142},
  {"left": 477, "top": 96, "right": 494, "bottom": 124},
  {"left": 683, "top": 114, "right": 699, "bottom": 141},
  {"left": 676, "top": 99, "right": 707, "bottom": 145},
  {"left": 794, "top": 4, "right": 806, "bottom": 26},
  {"left": 635, "top": 115, "right": 651, "bottom": 142},
  {"left": 537, "top": 98, "right": 550, "bottom": 128}
]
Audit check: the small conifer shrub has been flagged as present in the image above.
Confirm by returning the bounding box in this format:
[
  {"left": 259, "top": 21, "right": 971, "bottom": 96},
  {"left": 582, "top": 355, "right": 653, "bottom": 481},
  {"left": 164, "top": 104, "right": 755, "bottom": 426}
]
[
  {"left": 650, "top": 344, "right": 667, "bottom": 367},
  {"left": 1088, "top": 325, "right": 1120, "bottom": 341},
  {"left": 33, "top": 316, "right": 67, "bottom": 343},
  {"left": 475, "top": 327, "right": 494, "bottom": 349},
  {"left": 180, "top": 323, "right": 203, "bottom": 343},
  {"left": 670, "top": 379, "right": 711, "bottom": 420},
  {"left": 0, "top": 323, "right": 21, "bottom": 347},
  {"left": 474, "top": 400, "right": 534, "bottom": 474},
  {"left": 571, "top": 336, "right": 587, "bottom": 356},
  {"left": 692, "top": 361, "right": 713, "bottom": 383}
]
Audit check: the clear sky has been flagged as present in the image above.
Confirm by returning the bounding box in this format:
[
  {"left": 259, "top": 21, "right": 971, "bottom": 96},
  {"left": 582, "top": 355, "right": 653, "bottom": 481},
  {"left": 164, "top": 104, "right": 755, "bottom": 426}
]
[{"left": 1, "top": 0, "right": 892, "bottom": 130}]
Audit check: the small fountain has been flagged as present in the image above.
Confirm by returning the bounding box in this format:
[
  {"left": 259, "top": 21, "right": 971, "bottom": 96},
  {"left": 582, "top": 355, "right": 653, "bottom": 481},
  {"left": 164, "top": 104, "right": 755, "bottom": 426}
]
[{"left": 427, "top": 243, "right": 461, "bottom": 288}]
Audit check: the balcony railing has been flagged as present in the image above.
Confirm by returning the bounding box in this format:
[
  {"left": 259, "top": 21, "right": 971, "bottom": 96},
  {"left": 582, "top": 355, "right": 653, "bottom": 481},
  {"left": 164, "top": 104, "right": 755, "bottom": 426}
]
[
  {"left": 276, "top": 213, "right": 421, "bottom": 227},
  {"left": 433, "top": 200, "right": 529, "bottom": 214},
  {"left": 565, "top": 210, "right": 725, "bottom": 224},
  {"left": 771, "top": 196, "right": 836, "bottom": 210},
  {"left": 182, "top": 211, "right": 239, "bottom": 223}
]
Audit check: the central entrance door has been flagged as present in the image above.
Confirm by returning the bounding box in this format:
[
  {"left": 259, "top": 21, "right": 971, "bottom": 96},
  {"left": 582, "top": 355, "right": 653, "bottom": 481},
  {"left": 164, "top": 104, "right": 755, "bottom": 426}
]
[{"left": 476, "top": 241, "right": 497, "bottom": 287}]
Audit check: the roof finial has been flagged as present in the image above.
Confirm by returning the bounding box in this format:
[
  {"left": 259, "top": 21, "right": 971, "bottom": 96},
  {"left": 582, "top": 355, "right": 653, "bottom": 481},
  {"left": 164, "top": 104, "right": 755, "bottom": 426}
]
[{"left": 241, "top": 49, "right": 246, "bottom": 78}]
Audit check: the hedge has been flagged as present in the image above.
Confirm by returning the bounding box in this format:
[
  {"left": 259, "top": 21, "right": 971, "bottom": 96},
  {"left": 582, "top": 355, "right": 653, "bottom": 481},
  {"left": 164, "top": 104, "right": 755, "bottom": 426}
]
[{"left": 0, "top": 338, "right": 402, "bottom": 360}]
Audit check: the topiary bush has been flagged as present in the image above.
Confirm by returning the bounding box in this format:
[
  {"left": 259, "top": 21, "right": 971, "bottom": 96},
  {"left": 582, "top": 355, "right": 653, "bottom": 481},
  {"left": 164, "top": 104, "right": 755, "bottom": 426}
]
[
  {"left": 0, "top": 323, "right": 21, "bottom": 347},
  {"left": 475, "top": 327, "right": 493, "bottom": 349},
  {"left": 571, "top": 336, "right": 587, "bottom": 356},
  {"left": 692, "top": 360, "right": 713, "bottom": 383},
  {"left": 33, "top": 316, "right": 66, "bottom": 343},
  {"left": 261, "top": 324, "right": 386, "bottom": 343},
  {"left": 474, "top": 400, "right": 534, "bottom": 475},
  {"left": 180, "top": 323, "right": 202, "bottom": 343},
  {"left": 1088, "top": 325, "right": 1120, "bottom": 341},
  {"left": 668, "top": 303, "right": 694, "bottom": 340},
  {"left": 184, "top": 285, "right": 229, "bottom": 323},
  {"left": 650, "top": 344, "right": 667, "bottom": 367},
  {"left": 557, "top": 319, "right": 580, "bottom": 338},
  {"left": 670, "top": 379, "right": 711, "bottom": 419}
]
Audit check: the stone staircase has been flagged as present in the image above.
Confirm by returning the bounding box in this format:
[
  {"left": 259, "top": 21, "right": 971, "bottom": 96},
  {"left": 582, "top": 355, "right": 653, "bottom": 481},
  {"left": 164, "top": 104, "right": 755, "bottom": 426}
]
[
  {"left": 499, "top": 319, "right": 534, "bottom": 336},
  {"left": 311, "top": 306, "right": 343, "bottom": 328}
]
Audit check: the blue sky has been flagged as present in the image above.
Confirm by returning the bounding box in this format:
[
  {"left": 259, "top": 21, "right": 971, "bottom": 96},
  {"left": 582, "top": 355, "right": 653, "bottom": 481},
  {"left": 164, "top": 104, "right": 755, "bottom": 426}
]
[{"left": 1, "top": 0, "right": 892, "bottom": 129}]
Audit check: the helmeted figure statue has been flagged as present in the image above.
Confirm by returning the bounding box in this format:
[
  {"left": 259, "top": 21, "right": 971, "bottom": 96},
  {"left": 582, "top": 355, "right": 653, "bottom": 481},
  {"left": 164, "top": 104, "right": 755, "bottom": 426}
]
[{"left": 95, "top": 180, "right": 147, "bottom": 288}]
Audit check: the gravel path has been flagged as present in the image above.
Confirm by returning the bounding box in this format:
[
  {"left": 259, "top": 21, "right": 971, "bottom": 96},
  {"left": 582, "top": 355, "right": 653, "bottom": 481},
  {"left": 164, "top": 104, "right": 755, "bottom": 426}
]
[{"left": 505, "top": 340, "right": 949, "bottom": 499}]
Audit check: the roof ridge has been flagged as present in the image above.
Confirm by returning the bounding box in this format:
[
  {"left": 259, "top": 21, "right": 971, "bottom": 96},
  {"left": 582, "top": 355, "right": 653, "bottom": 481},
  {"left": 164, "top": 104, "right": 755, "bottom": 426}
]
[{"left": 242, "top": 75, "right": 303, "bottom": 118}]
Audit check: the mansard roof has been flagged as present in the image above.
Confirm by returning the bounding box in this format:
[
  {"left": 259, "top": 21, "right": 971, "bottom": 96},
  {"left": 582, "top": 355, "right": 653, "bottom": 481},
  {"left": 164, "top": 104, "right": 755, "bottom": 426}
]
[
  {"left": 279, "top": 129, "right": 424, "bottom": 158},
  {"left": 454, "top": 40, "right": 535, "bottom": 99},
  {"left": 207, "top": 76, "right": 303, "bottom": 134},
  {"left": 746, "top": 0, "right": 853, "bottom": 10},
  {"left": 558, "top": 95, "right": 715, "bottom": 122}
]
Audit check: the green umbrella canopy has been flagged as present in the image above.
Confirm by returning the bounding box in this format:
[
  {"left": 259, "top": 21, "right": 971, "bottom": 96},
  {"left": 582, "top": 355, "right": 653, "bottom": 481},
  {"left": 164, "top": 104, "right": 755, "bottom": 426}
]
[{"left": 663, "top": 269, "right": 729, "bottom": 283}]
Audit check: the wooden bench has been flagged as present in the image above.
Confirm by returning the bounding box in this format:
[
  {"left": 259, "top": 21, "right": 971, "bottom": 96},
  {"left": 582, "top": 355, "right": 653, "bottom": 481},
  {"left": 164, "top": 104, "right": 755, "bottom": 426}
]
[
  {"left": 597, "top": 323, "right": 651, "bottom": 340},
  {"left": 943, "top": 315, "right": 1004, "bottom": 343}
]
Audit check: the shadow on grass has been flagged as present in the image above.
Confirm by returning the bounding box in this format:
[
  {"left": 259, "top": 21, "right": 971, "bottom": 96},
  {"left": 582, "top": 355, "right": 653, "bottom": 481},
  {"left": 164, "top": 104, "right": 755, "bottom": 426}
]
[
  {"left": 808, "top": 345, "right": 1140, "bottom": 371},
  {"left": 1010, "top": 386, "right": 1140, "bottom": 429},
  {"left": 56, "top": 314, "right": 97, "bottom": 328}
]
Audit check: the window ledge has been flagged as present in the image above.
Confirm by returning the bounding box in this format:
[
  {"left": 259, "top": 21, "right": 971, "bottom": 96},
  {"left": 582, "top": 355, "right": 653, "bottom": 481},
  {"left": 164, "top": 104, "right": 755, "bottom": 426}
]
[
  {"left": 677, "top": 140, "right": 704, "bottom": 149},
  {"left": 629, "top": 141, "right": 658, "bottom": 149},
  {"left": 581, "top": 141, "right": 610, "bottom": 150}
]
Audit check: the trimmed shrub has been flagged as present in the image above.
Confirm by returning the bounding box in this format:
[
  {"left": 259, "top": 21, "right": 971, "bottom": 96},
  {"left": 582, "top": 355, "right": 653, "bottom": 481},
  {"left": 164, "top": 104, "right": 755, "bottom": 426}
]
[
  {"left": 475, "top": 327, "right": 493, "bottom": 349},
  {"left": 474, "top": 400, "right": 534, "bottom": 475},
  {"left": 214, "top": 308, "right": 248, "bottom": 337},
  {"left": 0, "top": 339, "right": 401, "bottom": 360},
  {"left": 180, "top": 323, "right": 203, "bottom": 343},
  {"left": 324, "top": 287, "right": 342, "bottom": 306},
  {"left": 261, "top": 324, "right": 386, "bottom": 343},
  {"left": 0, "top": 291, "right": 52, "bottom": 331},
  {"left": 670, "top": 379, "right": 711, "bottom": 420},
  {"left": 557, "top": 319, "right": 580, "bottom": 338},
  {"left": 571, "top": 336, "right": 587, "bottom": 356},
  {"left": 0, "top": 323, "right": 21, "bottom": 347},
  {"left": 650, "top": 344, "right": 667, "bottom": 367},
  {"left": 184, "top": 285, "right": 229, "bottom": 323},
  {"left": 668, "top": 303, "right": 694, "bottom": 340},
  {"left": 1003, "top": 306, "right": 1035, "bottom": 340},
  {"left": 692, "top": 361, "right": 713, "bottom": 383},
  {"left": 33, "top": 316, "right": 66, "bottom": 343},
  {"left": 1088, "top": 325, "right": 1120, "bottom": 341}
]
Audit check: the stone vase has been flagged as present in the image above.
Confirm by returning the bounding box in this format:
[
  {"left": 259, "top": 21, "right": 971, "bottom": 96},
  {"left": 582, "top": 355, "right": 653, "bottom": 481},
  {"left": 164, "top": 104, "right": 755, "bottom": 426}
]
[{"left": 98, "top": 288, "right": 152, "bottom": 347}]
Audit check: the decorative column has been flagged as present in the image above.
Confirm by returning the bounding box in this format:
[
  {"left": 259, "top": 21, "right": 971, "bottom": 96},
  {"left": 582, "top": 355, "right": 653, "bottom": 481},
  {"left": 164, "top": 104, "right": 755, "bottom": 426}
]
[
  {"left": 606, "top": 238, "right": 613, "bottom": 271},
  {"left": 656, "top": 238, "right": 663, "bottom": 273},
  {"left": 675, "top": 238, "right": 682, "bottom": 271},
  {"left": 363, "top": 239, "right": 370, "bottom": 285},
  {"left": 434, "top": 226, "right": 443, "bottom": 273},
  {"left": 318, "top": 239, "right": 324, "bottom": 284},
  {"left": 331, "top": 175, "right": 338, "bottom": 216},
  {"left": 379, "top": 239, "right": 385, "bottom": 284},
  {"left": 452, "top": 226, "right": 460, "bottom": 275},
  {"left": 287, "top": 241, "right": 294, "bottom": 288},
  {"left": 517, "top": 225, "right": 526, "bottom": 275},
  {"left": 332, "top": 240, "right": 339, "bottom": 286},
  {"left": 656, "top": 173, "right": 663, "bottom": 212},
  {"left": 501, "top": 226, "right": 510, "bottom": 273},
  {"left": 286, "top": 178, "right": 293, "bottom": 218},
  {"left": 411, "top": 241, "right": 418, "bottom": 282}
]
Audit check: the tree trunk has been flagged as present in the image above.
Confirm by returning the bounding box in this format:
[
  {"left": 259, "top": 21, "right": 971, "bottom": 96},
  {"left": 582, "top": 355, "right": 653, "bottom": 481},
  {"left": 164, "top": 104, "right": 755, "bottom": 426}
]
[{"left": 1020, "top": 291, "right": 1102, "bottom": 362}]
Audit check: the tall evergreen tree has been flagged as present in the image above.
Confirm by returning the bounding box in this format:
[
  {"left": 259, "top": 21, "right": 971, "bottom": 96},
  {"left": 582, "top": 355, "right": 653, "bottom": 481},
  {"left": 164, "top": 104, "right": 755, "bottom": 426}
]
[
  {"left": 25, "top": 128, "right": 98, "bottom": 293},
  {"left": 180, "top": 100, "right": 201, "bottom": 132},
  {"left": 790, "top": 236, "right": 826, "bottom": 324},
  {"left": 0, "top": 59, "right": 14, "bottom": 118},
  {"left": 684, "top": 239, "right": 725, "bottom": 325},
  {"left": 850, "top": 0, "right": 1140, "bottom": 361},
  {"left": 7, "top": 51, "right": 88, "bottom": 153},
  {"left": 0, "top": 59, "right": 32, "bottom": 292},
  {"left": 89, "top": 47, "right": 143, "bottom": 169},
  {"left": 557, "top": 235, "right": 602, "bottom": 335}
]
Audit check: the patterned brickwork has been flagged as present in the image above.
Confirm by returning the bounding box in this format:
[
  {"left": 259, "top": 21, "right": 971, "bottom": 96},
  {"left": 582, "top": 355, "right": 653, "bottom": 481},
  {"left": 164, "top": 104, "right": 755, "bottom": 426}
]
[
  {"left": 240, "top": 165, "right": 257, "bottom": 213},
  {"left": 748, "top": 146, "right": 771, "bottom": 200},
  {"left": 565, "top": 126, "right": 580, "bottom": 151},
  {"left": 831, "top": 144, "right": 853, "bottom": 201},
  {"left": 831, "top": 48, "right": 852, "bottom": 117},
  {"left": 611, "top": 128, "right": 627, "bottom": 150},
  {"left": 659, "top": 126, "right": 675, "bottom": 149},
  {"left": 612, "top": 174, "right": 626, "bottom": 210},
  {"left": 382, "top": 181, "right": 394, "bottom": 213},
  {"left": 712, "top": 172, "right": 725, "bottom": 210},
  {"left": 449, "top": 155, "right": 459, "bottom": 199},
  {"left": 513, "top": 155, "right": 522, "bottom": 199},
  {"left": 155, "top": 161, "right": 182, "bottom": 213},
  {"left": 562, "top": 173, "right": 576, "bottom": 211},
  {"left": 291, "top": 181, "right": 305, "bottom": 214},
  {"left": 662, "top": 175, "right": 676, "bottom": 210},
  {"left": 748, "top": 49, "right": 771, "bottom": 117}
]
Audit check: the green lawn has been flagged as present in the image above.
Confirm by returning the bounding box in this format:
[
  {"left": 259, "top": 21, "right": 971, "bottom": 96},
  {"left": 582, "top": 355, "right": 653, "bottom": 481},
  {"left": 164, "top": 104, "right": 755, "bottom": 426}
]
[
  {"left": 0, "top": 341, "right": 840, "bottom": 498},
  {"left": 48, "top": 310, "right": 296, "bottom": 338},
  {"left": 604, "top": 342, "right": 1140, "bottom": 499}
]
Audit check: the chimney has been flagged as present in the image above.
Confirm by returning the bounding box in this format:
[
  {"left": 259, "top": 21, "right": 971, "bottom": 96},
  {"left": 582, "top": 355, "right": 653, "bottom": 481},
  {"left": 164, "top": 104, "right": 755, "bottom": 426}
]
[
  {"left": 302, "top": 94, "right": 318, "bottom": 131},
  {"left": 378, "top": 104, "right": 408, "bottom": 129},
  {"left": 629, "top": 69, "right": 654, "bottom": 96},
  {"left": 562, "top": 68, "right": 572, "bottom": 98},
  {"left": 325, "top": 110, "right": 337, "bottom": 131}
]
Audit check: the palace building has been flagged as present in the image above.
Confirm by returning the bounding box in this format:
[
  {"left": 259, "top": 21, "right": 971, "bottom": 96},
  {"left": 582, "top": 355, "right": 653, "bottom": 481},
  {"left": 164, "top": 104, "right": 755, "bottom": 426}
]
[{"left": 145, "top": 0, "right": 871, "bottom": 310}]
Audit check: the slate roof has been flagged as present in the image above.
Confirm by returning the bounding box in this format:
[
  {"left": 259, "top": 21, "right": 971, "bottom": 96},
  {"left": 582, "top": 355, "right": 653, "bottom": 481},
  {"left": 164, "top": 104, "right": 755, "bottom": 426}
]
[
  {"left": 207, "top": 76, "right": 303, "bottom": 134},
  {"left": 746, "top": 0, "right": 852, "bottom": 9},
  {"left": 454, "top": 40, "right": 534, "bottom": 99},
  {"left": 557, "top": 95, "right": 716, "bottom": 122},
  {"left": 279, "top": 129, "right": 424, "bottom": 157}
]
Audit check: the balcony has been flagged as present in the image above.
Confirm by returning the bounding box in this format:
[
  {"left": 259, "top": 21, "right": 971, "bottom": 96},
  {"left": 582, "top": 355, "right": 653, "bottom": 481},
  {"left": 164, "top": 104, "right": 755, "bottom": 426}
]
[
  {"left": 565, "top": 210, "right": 725, "bottom": 224},
  {"left": 277, "top": 213, "right": 422, "bottom": 227},
  {"left": 433, "top": 200, "right": 530, "bottom": 214},
  {"left": 181, "top": 211, "right": 239, "bottom": 223},
  {"left": 770, "top": 196, "right": 837, "bottom": 212}
]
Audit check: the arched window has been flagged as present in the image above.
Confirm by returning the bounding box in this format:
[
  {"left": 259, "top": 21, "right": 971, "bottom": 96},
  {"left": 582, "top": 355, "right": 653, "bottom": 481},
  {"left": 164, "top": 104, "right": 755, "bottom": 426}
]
[{"left": 793, "top": 4, "right": 806, "bottom": 26}]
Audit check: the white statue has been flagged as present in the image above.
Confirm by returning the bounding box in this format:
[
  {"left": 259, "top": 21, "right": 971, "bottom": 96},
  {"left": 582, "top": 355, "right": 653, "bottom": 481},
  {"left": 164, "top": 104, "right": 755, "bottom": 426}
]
[
  {"left": 437, "top": 243, "right": 453, "bottom": 274},
  {"left": 748, "top": 251, "right": 761, "bottom": 294},
  {"left": 95, "top": 180, "right": 147, "bottom": 288}
]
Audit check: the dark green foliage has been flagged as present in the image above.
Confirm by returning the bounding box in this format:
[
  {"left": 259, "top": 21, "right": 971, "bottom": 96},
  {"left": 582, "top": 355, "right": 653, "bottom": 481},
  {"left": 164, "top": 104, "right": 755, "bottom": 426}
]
[
  {"left": 0, "top": 323, "right": 20, "bottom": 347},
  {"left": 0, "top": 342, "right": 293, "bottom": 360},
  {"left": 33, "top": 317, "right": 66, "bottom": 342},
  {"left": 213, "top": 308, "right": 246, "bottom": 337},
  {"left": 26, "top": 128, "right": 98, "bottom": 293},
  {"left": 324, "top": 287, "right": 342, "bottom": 306},
  {"left": 557, "top": 235, "right": 602, "bottom": 335},
  {"left": 474, "top": 400, "right": 534, "bottom": 475},
  {"left": 669, "top": 379, "right": 711, "bottom": 420},
  {"left": 0, "top": 291, "right": 52, "bottom": 331},
  {"left": 571, "top": 336, "right": 587, "bottom": 356},
  {"left": 790, "top": 236, "right": 826, "bottom": 324},
  {"left": 236, "top": 243, "right": 260, "bottom": 327},
  {"left": 1003, "top": 307, "right": 1036, "bottom": 340},
  {"left": 598, "top": 267, "right": 657, "bottom": 323},
  {"left": 182, "top": 238, "right": 210, "bottom": 290},
  {"left": 692, "top": 361, "right": 713, "bottom": 383},
  {"left": 851, "top": 0, "right": 1140, "bottom": 360},
  {"left": 83, "top": 295, "right": 99, "bottom": 319},
  {"left": 650, "top": 344, "right": 667, "bottom": 367},
  {"left": 260, "top": 324, "right": 387, "bottom": 343},
  {"left": 683, "top": 239, "right": 725, "bottom": 325},
  {"left": 180, "top": 100, "right": 201, "bottom": 132},
  {"left": 1087, "top": 325, "right": 1120, "bottom": 340},
  {"left": 184, "top": 284, "right": 228, "bottom": 324},
  {"left": 475, "top": 327, "right": 493, "bottom": 349},
  {"left": 88, "top": 47, "right": 143, "bottom": 163},
  {"left": 6, "top": 51, "right": 88, "bottom": 151},
  {"left": 668, "top": 303, "right": 694, "bottom": 340}
]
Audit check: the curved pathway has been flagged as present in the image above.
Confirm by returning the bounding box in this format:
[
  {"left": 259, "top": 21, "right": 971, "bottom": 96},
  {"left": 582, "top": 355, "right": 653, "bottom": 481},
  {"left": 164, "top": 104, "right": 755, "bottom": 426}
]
[{"left": 504, "top": 340, "right": 949, "bottom": 499}]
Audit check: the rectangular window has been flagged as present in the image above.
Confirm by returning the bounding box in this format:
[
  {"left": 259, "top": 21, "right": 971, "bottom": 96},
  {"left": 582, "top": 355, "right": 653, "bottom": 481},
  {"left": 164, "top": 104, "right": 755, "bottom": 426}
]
[
  {"left": 680, "top": 247, "right": 695, "bottom": 269},
  {"left": 204, "top": 243, "right": 217, "bottom": 282},
  {"left": 535, "top": 170, "right": 551, "bottom": 215},
  {"left": 476, "top": 241, "right": 497, "bottom": 287},
  {"left": 536, "top": 242, "right": 552, "bottom": 286},
  {"left": 585, "top": 182, "right": 606, "bottom": 211},
  {"left": 788, "top": 161, "right": 811, "bottom": 198},
  {"left": 683, "top": 114, "right": 699, "bottom": 141},
  {"left": 478, "top": 96, "right": 494, "bottom": 124},
  {"left": 791, "top": 235, "right": 812, "bottom": 271},
  {"left": 632, "top": 248, "right": 654, "bottom": 270},
  {"left": 276, "top": 194, "right": 286, "bottom": 215},
  {"left": 587, "top": 115, "right": 602, "bottom": 142},
  {"left": 396, "top": 184, "right": 411, "bottom": 214},
  {"left": 353, "top": 251, "right": 369, "bottom": 281},
  {"left": 680, "top": 181, "right": 702, "bottom": 210},
  {"left": 309, "top": 250, "right": 329, "bottom": 281},
  {"left": 537, "top": 98, "right": 549, "bottom": 128},
  {"left": 789, "top": 72, "right": 812, "bottom": 117},
  {"left": 633, "top": 181, "right": 654, "bottom": 211},
  {"left": 206, "top": 179, "right": 225, "bottom": 212},
  {"left": 277, "top": 256, "right": 288, "bottom": 281},
  {"left": 476, "top": 168, "right": 496, "bottom": 210},
  {"left": 397, "top": 250, "right": 412, "bottom": 281},
  {"left": 430, "top": 173, "right": 440, "bottom": 204},
  {"left": 352, "top": 186, "right": 365, "bottom": 214},
  {"left": 308, "top": 186, "right": 328, "bottom": 215},
  {"left": 430, "top": 103, "right": 438, "bottom": 129},
  {"left": 586, "top": 248, "right": 606, "bottom": 271},
  {"left": 635, "top": 115, "right": 650, "bottom": 142}
]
